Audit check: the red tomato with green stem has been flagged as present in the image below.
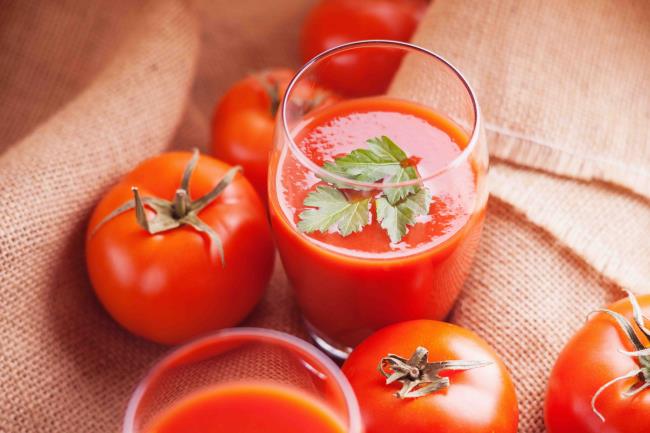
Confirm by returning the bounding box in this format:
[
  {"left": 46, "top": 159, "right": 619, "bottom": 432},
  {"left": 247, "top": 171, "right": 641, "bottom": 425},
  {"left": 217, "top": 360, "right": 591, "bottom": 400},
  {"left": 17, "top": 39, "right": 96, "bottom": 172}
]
[
  {"left": 86, "top": 151, "right": 275, "bottom": 345},
  {"left": 211, "top": 68, "right": 338, "bottom": 205},
  {"left": 342, "top": 320, "right": 519, "bottom": 433},
  {"left": 545, "top": 291, "right": 650, "bottom": 433},
  {"left": 300, "top": 0, "right": 429, "bottom": 96}
]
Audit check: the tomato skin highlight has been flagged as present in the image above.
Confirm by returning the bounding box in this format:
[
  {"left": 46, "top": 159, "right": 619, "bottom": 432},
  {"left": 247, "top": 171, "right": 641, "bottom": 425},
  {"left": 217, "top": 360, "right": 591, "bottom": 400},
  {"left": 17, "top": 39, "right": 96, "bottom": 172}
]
[
  {"left": 85, "top": 152, "right": 275, "bottom": 345},
  {"left": 545, "top": 295, "right": 650, "bottom": 433},
  {"left": 342, "top": 320, "right": 519, "bottom": 433},
  {"left": 300, "top": 0, "right": 428, "bottom": 96}
]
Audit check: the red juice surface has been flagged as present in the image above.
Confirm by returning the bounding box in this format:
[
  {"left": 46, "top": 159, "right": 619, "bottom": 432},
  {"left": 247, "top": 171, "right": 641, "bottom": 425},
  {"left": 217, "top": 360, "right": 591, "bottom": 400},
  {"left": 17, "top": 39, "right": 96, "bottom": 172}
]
[
  {"left": 269, "top": 97, "right": 485, "bottom": 348},
  {"left": 145, "top": 383, "right": 347, "bottom": 433}
]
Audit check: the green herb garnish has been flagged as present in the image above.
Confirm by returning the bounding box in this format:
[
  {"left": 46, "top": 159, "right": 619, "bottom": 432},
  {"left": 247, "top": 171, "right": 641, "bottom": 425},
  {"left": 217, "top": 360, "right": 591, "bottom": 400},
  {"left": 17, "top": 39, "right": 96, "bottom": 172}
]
[
  {"left": 298, "top": 136, "right": 431, "bottom": 243},
  {"left": 297, "top": 186, "right": 370, "bottom": 236},
  {"left": 376, "top": 188, "right": 431, "bottom": 243}
]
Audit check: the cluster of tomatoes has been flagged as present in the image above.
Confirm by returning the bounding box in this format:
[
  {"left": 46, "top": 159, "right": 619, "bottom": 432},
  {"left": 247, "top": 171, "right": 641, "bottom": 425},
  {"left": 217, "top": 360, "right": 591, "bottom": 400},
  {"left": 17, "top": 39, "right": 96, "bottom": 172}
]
[{"left": 84, "top": 1, "right": 650, "bottom": 432}]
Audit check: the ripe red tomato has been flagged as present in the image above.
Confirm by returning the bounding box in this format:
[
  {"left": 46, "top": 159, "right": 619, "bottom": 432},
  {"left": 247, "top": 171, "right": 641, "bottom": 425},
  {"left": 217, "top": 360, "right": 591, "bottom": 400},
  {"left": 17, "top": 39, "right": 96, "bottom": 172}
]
[
  {"left": 211, "top": 68, "right": 293, "bottom": 205},
  {"left": 86, "top": 151, "right": 275, "bottom": 345},
  {"left": 545, "top": 293, "right": 650, "bottom": 433},
  {"left": 300, "top": 0, "right": 429, "bottom": 96},
  {"left": 342, "top": 320, "right": 519, "bottom": 433},
  {"left": 211, "top": 68, "right": 339, "bottom": 205}
]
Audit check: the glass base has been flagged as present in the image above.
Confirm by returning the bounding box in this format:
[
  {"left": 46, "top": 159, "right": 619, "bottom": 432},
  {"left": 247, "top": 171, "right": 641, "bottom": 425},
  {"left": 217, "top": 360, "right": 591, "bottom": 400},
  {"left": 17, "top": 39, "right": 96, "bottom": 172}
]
[{"left": 304, "top": 319, "right": 353, "bottom": 362}]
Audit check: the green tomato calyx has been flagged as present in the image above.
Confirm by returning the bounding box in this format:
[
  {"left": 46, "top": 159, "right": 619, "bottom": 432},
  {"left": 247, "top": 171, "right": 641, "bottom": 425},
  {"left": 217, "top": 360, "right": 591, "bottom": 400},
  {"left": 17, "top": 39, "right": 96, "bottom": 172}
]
[
  {"left": 377, "top": 346, "right": 492, "bottom": 399},
  {"left": 90, "top": 149, "right": 241, "bottom": 266},
  {"left": 590, "top": 290, "right": 650, "bottom": 422}
]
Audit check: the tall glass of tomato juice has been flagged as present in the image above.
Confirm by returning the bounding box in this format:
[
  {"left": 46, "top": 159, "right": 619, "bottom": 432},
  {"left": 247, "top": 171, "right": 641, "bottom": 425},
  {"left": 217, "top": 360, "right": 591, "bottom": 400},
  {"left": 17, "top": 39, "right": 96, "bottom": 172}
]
[
  {"left": 123, "top": 328, "right": 362, "bottom": 433},
  {"left": 269, "top": 41, "right": 489, "bottom": 358}
]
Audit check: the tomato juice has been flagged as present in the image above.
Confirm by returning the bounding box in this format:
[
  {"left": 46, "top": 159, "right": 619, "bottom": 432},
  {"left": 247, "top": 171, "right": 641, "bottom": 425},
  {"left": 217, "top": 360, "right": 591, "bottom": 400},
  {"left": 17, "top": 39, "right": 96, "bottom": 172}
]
[
  {"left": 145, "top": 382, "right": 347, "bottom": 433},
  {"left": 269, "top": 97, "right": 485, "bottom": 351}
]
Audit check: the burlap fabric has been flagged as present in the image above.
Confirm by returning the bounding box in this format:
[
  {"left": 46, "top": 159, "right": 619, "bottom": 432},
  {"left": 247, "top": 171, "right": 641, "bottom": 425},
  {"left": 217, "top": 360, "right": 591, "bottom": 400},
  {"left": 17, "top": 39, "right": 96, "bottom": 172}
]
[{"left": 0, "top": 1, "right": 648, "bottom": 432}]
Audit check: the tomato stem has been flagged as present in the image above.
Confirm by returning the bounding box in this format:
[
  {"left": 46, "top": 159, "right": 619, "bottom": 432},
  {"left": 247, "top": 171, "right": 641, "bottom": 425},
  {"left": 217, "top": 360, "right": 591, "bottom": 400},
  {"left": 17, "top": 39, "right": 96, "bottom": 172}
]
[
  {"left": 90, "top": 149, "right": 242, "bottom": 266},
  {"left": 377, "top": 346, "right": 491, "bottom": 399},
  {"left": 590, "top": 290, "right": 650, "bottom": 422},
  {"left": 256, "top": 73, "right": 281, "bottom": 118},
  {"left": 299, "top": 89, "right": 328, "bottom": 114},
  {"left": 256, "top": 72, "right": 333, "bottom": 118},
  {"left": 173, "top": 189, "right": 190, "bottom": 218}
]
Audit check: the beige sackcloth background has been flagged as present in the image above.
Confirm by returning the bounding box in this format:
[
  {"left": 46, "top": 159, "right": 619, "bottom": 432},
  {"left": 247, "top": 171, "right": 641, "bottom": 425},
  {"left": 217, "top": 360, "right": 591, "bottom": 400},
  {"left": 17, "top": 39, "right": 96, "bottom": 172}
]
[{"left": 0, "top": 0, "right": 648, "bottom": 431}]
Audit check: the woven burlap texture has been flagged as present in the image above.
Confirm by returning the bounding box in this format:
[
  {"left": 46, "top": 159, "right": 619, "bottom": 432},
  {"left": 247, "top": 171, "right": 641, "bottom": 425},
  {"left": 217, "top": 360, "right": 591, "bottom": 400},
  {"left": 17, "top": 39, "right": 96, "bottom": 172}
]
[
  {"left": 0, "top": 0, "right": 648, "bottom": 432},
  {"left": 401, "top": 0, "right": 650, "bottom": 293}
]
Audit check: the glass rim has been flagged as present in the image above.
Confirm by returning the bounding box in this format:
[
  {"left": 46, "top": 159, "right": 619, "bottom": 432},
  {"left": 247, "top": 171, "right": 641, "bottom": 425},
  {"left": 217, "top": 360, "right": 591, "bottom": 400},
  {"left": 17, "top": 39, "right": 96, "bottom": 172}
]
[
  {"left": 122, "top": 327, "right": 363, "bottom": 433},
  {"left": 281, "top": 39, "right": 482, "bottom": 189}
]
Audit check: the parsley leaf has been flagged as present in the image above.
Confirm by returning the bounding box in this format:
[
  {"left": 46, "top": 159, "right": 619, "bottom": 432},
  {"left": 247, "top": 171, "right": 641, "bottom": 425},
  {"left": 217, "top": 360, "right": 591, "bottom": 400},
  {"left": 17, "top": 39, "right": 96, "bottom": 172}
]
[
  {"left": 322, "top": 148, "right": 396, "bottom": 183},
  {"left": 297, "top": 186, "right": 370, "bottom": 236},
  {"left": 298, "top": 135, "right": 430, "bottom": 243},
  {"left": 322, "top": 136, "right": 419, "bottom": 203},
  {"left": 376, "top": 188, "right": 432, "bottom": 243},
  {"left": 366, "top": 135, "right": 408, "bottom": 162},
  {"left": 383, "top": 165, "right": 419, "bottom": 204}
]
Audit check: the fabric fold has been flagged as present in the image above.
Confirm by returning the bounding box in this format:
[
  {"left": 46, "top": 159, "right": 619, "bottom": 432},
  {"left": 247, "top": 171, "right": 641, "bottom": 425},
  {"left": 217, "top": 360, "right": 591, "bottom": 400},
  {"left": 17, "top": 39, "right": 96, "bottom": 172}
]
[
  {"left": 402, "top": 0, "right": 650, "bottom": 293},
  {"left": 409, "top": 0, "right": 650, "bottom": 197},
  {"left": 1, "top": 1, "right": 647, "bottom": 432},
  {"left": 0, "top": 1, "right": 199, "bottom": 431}
]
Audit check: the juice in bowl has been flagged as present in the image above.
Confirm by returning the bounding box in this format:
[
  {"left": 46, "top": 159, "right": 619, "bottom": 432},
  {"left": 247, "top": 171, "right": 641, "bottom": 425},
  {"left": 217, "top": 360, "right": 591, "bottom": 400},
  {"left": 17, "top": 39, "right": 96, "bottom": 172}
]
[
  {"left": 269, "top": 41, "right": 488, "bottom": 358},
  {"left": 122, "top": 329, "right": 362, "bottom": 433}
]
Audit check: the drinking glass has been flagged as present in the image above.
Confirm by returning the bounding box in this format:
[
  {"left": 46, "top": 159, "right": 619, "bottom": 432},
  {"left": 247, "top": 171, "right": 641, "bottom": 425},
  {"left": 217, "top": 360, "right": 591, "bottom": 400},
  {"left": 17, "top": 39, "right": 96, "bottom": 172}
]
[
  {"left": 269, "top": 40, "right": 488, "bottom": 359},
  {"left": 123, "top": 328, "right": 362, "bottom": 433}
]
